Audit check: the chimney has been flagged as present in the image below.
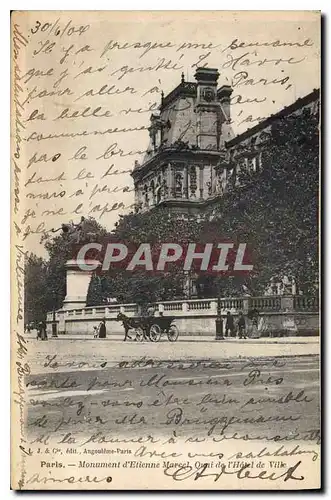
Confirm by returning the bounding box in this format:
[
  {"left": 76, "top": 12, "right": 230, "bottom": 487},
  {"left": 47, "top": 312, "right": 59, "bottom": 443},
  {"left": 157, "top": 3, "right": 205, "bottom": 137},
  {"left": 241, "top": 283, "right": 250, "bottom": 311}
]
[{"left": 194, "top": 68, "right": 220, "bottom": 150}]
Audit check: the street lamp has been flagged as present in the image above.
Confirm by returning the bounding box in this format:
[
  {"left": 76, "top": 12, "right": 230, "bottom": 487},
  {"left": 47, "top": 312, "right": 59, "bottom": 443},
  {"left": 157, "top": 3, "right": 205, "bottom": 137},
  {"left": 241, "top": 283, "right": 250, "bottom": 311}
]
[{"left": 215, "top": 297, "right": 224, "bottom": 340}]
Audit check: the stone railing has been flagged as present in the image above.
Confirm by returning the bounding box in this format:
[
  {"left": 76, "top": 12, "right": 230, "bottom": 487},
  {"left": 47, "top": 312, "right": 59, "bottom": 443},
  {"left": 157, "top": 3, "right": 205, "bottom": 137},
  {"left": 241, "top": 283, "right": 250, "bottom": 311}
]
[
  {"left": 220, "top": 298, "right": 244, "bottom": 310},
  {"left": 48, "top": 295, "right": 319, "bottom": 324},
  {"left": 163, "top": 301, "right": 185, "bottom": 312},
  {"left": 250, "top": 296, "right": 281, "bottom": 311},
  {"left": 188, "top": 300, "right": 212, "bottom": 311},
  {"left": 294, "top": 295, "right": 319, "bottom": 312}
]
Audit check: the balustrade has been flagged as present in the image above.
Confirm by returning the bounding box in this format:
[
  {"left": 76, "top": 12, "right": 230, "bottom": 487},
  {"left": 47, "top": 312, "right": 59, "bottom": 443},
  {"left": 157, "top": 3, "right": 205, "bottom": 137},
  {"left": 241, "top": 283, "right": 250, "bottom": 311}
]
[
  {"left": 250, "top": 296, "right": 281, "bottom": 311},
  {"left": 163, "top": 301, "right": 182, "bottom": 311},
  {"left": 50, "top": 296, "right": 317, "bottom": 324},
  {"left": 220, "top": 298, "right": 243, "bottom": 310},
  {"left": 294, "top": 296, "right": 319, "bottom": 311},
  {"left": 188, "top": 300, "right": 211, "bottom": 310}
]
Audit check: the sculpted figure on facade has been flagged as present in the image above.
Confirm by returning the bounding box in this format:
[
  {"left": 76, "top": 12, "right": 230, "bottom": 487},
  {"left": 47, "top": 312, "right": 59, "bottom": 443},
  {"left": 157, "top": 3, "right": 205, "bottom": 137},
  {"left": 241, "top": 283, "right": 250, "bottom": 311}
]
[{"left": 175, "top": 172, "right": 183, "bottom": 198}]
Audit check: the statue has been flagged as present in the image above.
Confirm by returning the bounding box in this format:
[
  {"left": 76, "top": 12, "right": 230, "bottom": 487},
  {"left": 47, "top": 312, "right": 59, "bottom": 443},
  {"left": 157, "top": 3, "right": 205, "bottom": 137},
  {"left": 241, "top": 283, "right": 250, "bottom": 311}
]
[
  {"left": 175, "top": 173, "right": 183, "bottom": 197},
  {"left": 51, "top": 217, "right": 96, "bottom": 244},
  {"left": 172, "top": 139, "right": 190, "bottom": 150},
  {"left": 161, "top": 178, "right": 169, "bottom": 197}
]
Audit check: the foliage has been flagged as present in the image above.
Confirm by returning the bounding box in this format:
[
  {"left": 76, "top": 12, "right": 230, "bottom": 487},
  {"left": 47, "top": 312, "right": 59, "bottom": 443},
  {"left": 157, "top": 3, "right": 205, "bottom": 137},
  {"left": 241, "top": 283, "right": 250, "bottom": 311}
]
[
  {"left": 24, "top": 106, "right": 319, "bottom": 317},
  {"left": 24, "top": 218, "right": 108, "bottom": 320},
  {"left": 207, "top": 106, "right": 319, "bottom": 295},
  {"left": 24, "top": 253, "right": 49, "bottom": 323}
]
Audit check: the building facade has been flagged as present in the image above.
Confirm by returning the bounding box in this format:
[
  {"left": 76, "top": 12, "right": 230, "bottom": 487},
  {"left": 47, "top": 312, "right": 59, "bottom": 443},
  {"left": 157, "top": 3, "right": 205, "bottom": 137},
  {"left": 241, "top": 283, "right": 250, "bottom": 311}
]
[{"left": 131, "top": 67, "right": 319, "bottom": 215}]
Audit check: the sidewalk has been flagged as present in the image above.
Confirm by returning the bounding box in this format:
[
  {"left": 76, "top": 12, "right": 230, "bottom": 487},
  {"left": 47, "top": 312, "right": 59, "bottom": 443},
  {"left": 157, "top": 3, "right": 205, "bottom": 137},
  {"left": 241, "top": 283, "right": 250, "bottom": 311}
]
[{"left": 31, "top": 333, "right": 319, "bottom": 344}]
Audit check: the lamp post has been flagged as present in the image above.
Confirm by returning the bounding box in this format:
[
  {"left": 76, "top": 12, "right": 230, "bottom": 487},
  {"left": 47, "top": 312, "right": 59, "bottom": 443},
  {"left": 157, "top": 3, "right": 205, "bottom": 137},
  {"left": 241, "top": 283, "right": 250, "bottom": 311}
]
[{"left": 215, "top": 297, "right": 224, "bottom": 340}]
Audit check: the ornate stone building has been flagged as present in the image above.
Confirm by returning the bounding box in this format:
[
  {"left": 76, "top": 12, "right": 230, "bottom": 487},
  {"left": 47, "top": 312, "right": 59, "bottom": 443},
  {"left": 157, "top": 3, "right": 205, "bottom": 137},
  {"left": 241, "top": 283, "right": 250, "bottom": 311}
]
[{"left": 132, "top": 67, "right": 319, "bottom": 215}]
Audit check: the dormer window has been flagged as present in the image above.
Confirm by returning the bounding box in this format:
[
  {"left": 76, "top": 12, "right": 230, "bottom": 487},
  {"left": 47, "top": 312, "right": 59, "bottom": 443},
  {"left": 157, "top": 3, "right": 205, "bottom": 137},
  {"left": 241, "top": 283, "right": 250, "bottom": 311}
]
[{"left": 148, "top": 112, "right": 170, "bottom": 152}]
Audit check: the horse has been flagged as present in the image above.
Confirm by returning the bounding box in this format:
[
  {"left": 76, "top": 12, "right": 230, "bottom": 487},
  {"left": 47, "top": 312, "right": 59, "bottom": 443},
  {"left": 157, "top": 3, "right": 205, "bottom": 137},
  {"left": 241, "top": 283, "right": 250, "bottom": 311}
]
[{"left": 116, "top": 312, "right": 136, "bottom": 341}]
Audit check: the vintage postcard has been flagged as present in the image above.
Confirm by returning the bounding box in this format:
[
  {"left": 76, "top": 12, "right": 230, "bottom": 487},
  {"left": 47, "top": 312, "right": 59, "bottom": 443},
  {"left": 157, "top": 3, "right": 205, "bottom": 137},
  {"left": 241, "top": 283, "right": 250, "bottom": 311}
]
[{"left": 11, "top": 11, "right": 320, "bottom": 490}]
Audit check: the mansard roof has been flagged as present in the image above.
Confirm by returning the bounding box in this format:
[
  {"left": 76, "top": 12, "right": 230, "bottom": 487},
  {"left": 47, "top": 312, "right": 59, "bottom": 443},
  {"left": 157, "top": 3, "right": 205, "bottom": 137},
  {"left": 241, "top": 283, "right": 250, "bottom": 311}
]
[{"left": 160, "top": 79, "right": 197, "bottom": 110}]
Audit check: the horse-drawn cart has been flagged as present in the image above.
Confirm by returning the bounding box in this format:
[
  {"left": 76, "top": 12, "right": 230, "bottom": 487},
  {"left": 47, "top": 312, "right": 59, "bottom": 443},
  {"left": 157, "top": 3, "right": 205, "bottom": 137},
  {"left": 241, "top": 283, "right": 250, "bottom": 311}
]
[
  {"left": 148, "top": 316, "right": 179, "bottom": 342},
  {"left": 117, "top": 313, "right": 179, "bottom": 342}
]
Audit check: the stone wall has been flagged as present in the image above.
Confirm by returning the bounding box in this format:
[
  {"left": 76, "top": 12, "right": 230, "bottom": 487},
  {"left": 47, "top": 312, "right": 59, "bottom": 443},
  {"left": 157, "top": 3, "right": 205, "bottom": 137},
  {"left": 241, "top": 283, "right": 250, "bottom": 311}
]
[{"left": 47, "top": 296, "right": 319, "bottom": 337}]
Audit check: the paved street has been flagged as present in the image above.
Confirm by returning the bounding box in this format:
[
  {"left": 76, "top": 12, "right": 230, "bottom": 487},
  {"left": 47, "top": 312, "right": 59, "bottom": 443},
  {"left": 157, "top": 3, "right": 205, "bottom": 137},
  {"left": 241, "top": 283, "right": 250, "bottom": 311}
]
[
  {"left": 25, "top": 336, "right": 320, "bottom": 441},
  {"left": 21, "top": 336, "right": 320, "bottom": 489},
  {"left": 25, "top": 334, "right": 319, "bottom": 374}
]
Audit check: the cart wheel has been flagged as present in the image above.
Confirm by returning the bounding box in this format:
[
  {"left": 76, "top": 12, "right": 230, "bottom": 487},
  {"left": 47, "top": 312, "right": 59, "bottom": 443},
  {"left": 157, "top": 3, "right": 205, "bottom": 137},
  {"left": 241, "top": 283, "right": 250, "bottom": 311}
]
[
  {"left": 167, "top": 324, "right": 179, "bottom": 342},
  {"left": 149, "top": 324, "right": 162, "bottom": 342},
  {"left": 134, "top": 327, "right": 144, "bottom": 342}
]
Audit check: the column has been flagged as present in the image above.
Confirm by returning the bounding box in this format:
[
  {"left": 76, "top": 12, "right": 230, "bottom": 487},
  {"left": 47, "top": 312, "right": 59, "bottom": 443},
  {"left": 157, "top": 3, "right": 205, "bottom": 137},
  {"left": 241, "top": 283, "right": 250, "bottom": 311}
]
[
  {"left": 209, "top": 165, "right": 214, "bottom": 196},
  {"left": 168, "top": 163, "right": 175, "bottom": 198},
  {"left": 183, "top": 165, "right": 189, "bottom": 199},
  {"left": 199, "top": 165, "right": 204, "bottom": 199},
  {"left": 212, "top": 166, "right": 218, "bottom": 194}
]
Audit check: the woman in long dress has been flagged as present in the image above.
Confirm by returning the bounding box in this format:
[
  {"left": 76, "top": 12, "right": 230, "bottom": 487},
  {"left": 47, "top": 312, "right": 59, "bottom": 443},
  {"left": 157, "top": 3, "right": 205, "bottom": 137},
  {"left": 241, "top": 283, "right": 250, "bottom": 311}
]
[{"left": 98, "top": 319, "right": 106, "bottom": 338}]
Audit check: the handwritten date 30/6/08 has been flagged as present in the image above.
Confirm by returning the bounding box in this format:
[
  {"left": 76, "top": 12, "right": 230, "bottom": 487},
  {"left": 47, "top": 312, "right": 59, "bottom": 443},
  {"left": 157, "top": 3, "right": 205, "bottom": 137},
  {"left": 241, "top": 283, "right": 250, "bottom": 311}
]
[{"left": 31, "top": 19, "right": 90, "bottom": 37}]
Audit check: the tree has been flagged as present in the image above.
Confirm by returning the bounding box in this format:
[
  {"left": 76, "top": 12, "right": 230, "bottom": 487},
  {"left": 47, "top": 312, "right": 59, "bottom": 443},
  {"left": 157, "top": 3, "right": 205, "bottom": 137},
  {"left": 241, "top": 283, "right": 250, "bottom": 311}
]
[
  {"left": 86, "top": 274, "right": 104, "bottom": 306},
  {"left": 98, "top": 209, "right": 201, "bottom": 304},
  {"left": 24, "top": 106, "right": 319, "bottom": 318},
  {"left": 24, "top": 253, "right": 49, "bottom": 324},
  {"left": 23, "top": 218, "right": 109, "bottom": 319}
]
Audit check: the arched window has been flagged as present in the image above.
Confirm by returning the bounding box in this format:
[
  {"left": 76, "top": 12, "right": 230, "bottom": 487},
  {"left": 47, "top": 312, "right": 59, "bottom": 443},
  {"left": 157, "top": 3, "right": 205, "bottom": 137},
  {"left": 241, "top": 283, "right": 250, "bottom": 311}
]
[
  {"left": 150, "top": 180, "right": 155, "bottom": 204},
  {"left": 144, "top": 184, "right": 148, "bottom": 206}
]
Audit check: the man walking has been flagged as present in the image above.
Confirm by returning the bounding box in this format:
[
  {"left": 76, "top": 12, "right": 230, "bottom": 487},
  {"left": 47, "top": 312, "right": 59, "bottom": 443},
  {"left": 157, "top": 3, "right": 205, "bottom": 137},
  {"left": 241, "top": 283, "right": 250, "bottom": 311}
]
[
  {"left": 237, "top": 311, "right": 247, "bottom": 339},
  {"left": 225, "top": 311, "right": 235, "bottom": 337},
  {"left": 38, "top": 320, "right": 48, "bottom": 341}
]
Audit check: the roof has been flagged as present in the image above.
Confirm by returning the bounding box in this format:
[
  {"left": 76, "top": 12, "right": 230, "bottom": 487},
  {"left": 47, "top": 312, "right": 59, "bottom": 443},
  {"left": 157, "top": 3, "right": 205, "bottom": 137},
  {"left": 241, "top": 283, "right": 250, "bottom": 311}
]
[
  {"left": 226, "top": 88, "right": 320, "bottom": 148},
  {"left": 160, "top": 80, "right": 197, "bottom": 110}
]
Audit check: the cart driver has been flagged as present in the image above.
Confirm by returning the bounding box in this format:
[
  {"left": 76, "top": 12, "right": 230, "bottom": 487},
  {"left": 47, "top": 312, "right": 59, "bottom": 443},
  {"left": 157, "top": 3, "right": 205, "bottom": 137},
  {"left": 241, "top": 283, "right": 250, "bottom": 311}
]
[{"left": 147, "top": 304, "right": 155, "bottom": 317}]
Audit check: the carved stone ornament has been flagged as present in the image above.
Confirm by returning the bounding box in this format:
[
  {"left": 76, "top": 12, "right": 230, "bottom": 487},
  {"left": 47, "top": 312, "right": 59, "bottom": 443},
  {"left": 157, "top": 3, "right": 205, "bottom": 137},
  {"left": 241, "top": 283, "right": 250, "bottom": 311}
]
[{"left": 202, "top": 87, "right": 215, "bottom": 102}]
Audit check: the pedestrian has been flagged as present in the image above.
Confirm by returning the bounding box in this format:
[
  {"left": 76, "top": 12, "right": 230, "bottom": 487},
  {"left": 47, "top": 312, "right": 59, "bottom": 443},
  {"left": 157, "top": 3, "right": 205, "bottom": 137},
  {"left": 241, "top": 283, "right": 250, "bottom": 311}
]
[
  {"left": 37, "top": 322, "right": 42, "bottom": 340},
  {"left": 225, "top": 311, "right": 235, "bottom": 337},
  {"left": 93, "top": 326, "right": 98, "bottom": 338},
  {"left": 38, "top": 320, "right": 48, "bottom": 341},
  {"left": 237, "top": 312, "right": 246, "bottom": 339},
  {"left": 98, "top": 318, "right": 107, "bottom": 338}
]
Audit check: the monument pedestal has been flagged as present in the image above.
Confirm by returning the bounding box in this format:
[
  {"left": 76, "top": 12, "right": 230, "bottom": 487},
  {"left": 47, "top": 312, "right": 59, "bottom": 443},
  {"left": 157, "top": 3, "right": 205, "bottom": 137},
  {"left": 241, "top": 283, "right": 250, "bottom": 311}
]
[{"left": 63, "top": 259, "right": 100, "bottom": 310}]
